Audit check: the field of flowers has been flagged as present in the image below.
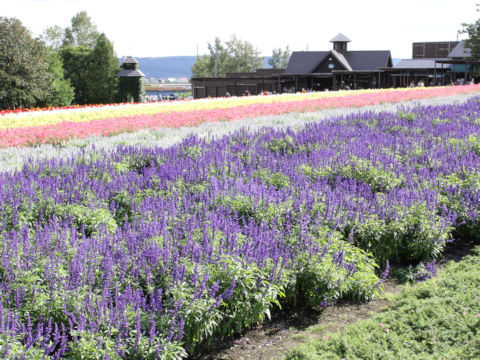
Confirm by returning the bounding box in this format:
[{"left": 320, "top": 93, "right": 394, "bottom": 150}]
[
  {"left": 1, "top": 86, "right": 480, "bottom": 359},
  {"left": 1, "top": 85, "right": 479, "bottom": 148}
]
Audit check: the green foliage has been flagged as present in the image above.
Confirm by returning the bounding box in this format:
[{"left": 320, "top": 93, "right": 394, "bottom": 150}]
[
  {"left": 354, "top": 203, "right": 452, "bottom": 265},
  {"left": 191, "top": 35, "right": 264, "bottom": 77},
  {"left": 397, "top": 110, "right": 417, "bottom": 123},
  {"left": 460, "top": 4, "right": 480, "bottom": 61},
  {"left": 61, "top": 45, "right": 92, "bottom": 105},
  {"left": 40, "top": 25, "right": 65, "bottom": 51},
  {"left": 0, "top": 17, "right": 51, "bottom": 110},
  {"left": 41, "top": 50, "right": 75, "bottom": 107},
  {"left": 57, "top": 203, "right": 118, "bottom": 237},
  {"left": 285, "top": 246, "right": 480, "bottom": 360},
  {"left": 288, "top": 231, "right": 380, "bottom": 308},
  {"left": 264, "top": 135, "right": 297, "bottom": 156},
  {"left": 118, "top": 76, "right": 145, "bottom": 103},
  {"left": 86, "top": 33, "right": 119, "bottom": 104},
  {"left": 62, "top": 11, "right": 99, "bottom": 48},
  {"left": 60, "top": 12, "right": 120, "bottom": 105},
  {"left": 65, "top": 330, "right": 187, "bottom": 360},
  {"left": 0, "top": 336, "right": 45, "bottom": 359},
  {"left": 253, "top": 168, "right": 290, "bottom": 190},
  {"left": 301, "top": 156, "right": 405, "bottom": 193}
]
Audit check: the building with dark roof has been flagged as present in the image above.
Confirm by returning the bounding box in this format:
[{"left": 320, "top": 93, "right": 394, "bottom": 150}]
[
  {"left": 381, "top": 40, "right": 479, "bottom": 87},
  {"left": 191, "top": 34, "right": 479, "bottom": 99},
  {"left": 192, "top": 34, "right": 394, "bottom": 98}
]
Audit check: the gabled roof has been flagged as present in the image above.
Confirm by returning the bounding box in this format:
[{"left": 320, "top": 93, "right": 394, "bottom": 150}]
[
  {"left": 343, "top": 51, "right": 392, "bottom": 70},
  {"left": 394, "top": 59, "right": 450, "bottom": 69},
  {"left": 285, "top": 50, "right": 392, "bottom": 74},
  {"left": 284, "top": 51, "right": 329, "bottom": 74},
  {"left": 330, "top": 33, "right": 351, "bottom": 42},
  {"left": 448, "top": 41, "right": 472, "bottom": 58},
  {"left": 331, "top": 50, "right": 353, "bottom": 71}
]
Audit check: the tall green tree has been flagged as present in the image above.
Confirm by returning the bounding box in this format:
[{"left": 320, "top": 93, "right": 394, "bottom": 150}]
[
  {"left": 268, "top": 46, "right": 291, "bottom": 69},
  {"left": 63, "top": 11, "right": 99, "bottom": 48},
  {"left": 0, "top": 17, "right": 51, "bottom": 110},
  {"left": 61, "top": 45, "right": 92, "bottom": 104},
  {"left": 192, "top": 35, "right": 264, "bottom": 77},
  {"left": 85, "top": 33, "right": 119, "bottom": 104}
]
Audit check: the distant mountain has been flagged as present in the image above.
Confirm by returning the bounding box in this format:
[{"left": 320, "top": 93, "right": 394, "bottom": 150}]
[
  {"left": 133, "top": 56, "right": 273, "bottom": 80},
  {"left": 130, "top": 56, "right": 403, "bottom": 80},
  {"left": 135, "top": 56, "right": 197, "bottom": 80}
]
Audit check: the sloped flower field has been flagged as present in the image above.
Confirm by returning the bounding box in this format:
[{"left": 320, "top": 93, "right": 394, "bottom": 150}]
[{"left": 1, "top": 88, "right": 480, "bottom": 359}]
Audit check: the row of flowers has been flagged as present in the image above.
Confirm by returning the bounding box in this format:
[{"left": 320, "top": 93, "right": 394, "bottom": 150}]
[
  {"left": 1, "top": 86, "right": 479, "bottom": 129},
  {"left": 1, "top": 86, "right": 480, "bottom": 148}
]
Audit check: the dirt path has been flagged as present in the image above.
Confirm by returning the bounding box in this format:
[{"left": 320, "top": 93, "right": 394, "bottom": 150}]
[
  {"left": 191, "top": 280, "right": 403, "bottom": 360},
  {"left": 191, "top": 238, "right": 476, "bottom": 360}
]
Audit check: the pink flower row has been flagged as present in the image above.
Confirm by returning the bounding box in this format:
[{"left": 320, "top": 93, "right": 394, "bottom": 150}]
[{"left": 2, "top": 86, "right": 479, "bottom": 148}]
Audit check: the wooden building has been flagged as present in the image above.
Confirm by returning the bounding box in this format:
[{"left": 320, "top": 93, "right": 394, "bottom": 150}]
[
  {"left": 412, "top": 41, "right": 459, "bottom": 59},
  {"left": 192, "top": 34, "right": 393, "bottom": 98},
  {"left": 384, "top": 40, "right": 479, "bottom": 86},
  {"left": 191, "top": 35, "right": 478, "bottom": 99}
]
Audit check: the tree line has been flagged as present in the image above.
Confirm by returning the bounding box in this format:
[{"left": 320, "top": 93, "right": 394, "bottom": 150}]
[{"left": 0, "top": 11, "right": 118, "bottom": 110}]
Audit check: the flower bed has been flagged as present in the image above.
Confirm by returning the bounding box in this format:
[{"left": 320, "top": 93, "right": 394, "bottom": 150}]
[
  {"left": 1, "top": 94, "right": 480, "bottom": 358},
  {"left": 1, "top": 86, "right": 479, "bottom": 148}
]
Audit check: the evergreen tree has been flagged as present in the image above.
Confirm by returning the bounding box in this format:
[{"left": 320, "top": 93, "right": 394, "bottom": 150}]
[
  {"left": 61, "top": 45, "right": 92, "bottom": 105},
  {"left": 85, "top": 33, "right": 119, "bottom": 104},
  {"left": 0, "top": 17, "right": 51, "bottom": 110}
]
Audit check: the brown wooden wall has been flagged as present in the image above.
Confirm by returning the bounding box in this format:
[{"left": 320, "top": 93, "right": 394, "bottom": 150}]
[{"left": 412, "top": 41, "right": 459, "bottom": 59}]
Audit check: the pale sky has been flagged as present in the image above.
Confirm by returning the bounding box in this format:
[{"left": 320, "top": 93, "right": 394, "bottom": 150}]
[{"left": 1, "top": 0, "right": 478, "bottom": 59}]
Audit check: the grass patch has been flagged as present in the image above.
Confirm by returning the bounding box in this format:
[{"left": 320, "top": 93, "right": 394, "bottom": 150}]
[{"left": 285, "top": 246, "right": 480, "bottom": 360}]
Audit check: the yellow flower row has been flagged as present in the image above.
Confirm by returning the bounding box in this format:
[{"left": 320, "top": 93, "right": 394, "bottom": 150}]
[{"left": 0, "top": 88, "right": 418, "bottom": 130}]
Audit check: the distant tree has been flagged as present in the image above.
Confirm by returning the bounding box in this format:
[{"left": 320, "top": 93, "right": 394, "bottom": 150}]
[
  {"left": 85, "top": 33, "right": 119, "bottom": 104},
  {"left": 191, "top": 55, "right": 211, "bottom": 78},
  {"left": 192, "top": 35, "right": 264, "bottom": 77},
  {"left": 268, "top": 46, "right": 291, "bottom": 69},
  {"left": 61, "top": 45, "right": 92, "bottom": 104},
  {"left": 63, "top": 11, "right": 99, "bottom": 48},
  {"left": 460, "top": 5, "right": 480, "bottom": 60},
  {"left": 40, "top": 25, "right": 65, "bottom": 51},
  {"left": 0, "top": 17, "right": 51, "bottom": 110},
  {"left": 224, "top": 35, "right": 264, "bottom": 73}
]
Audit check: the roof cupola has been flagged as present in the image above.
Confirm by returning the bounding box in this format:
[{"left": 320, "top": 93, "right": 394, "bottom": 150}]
[{"left": 330, "top": 33, "right": 351, "bottom": 52}]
